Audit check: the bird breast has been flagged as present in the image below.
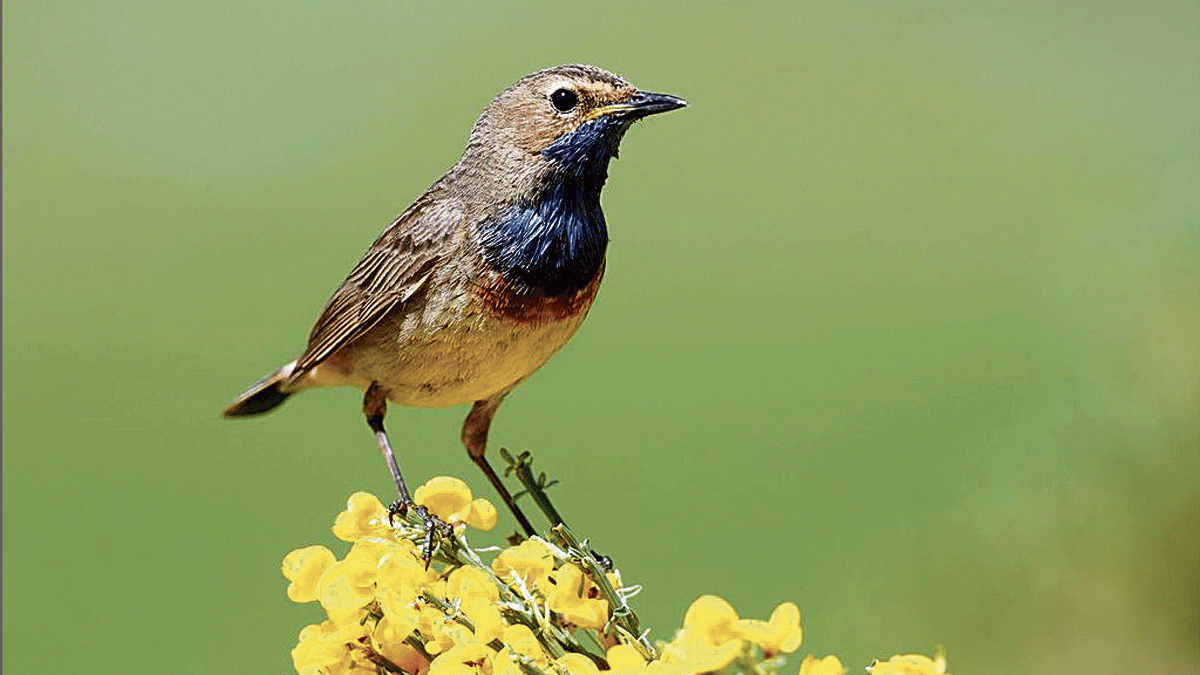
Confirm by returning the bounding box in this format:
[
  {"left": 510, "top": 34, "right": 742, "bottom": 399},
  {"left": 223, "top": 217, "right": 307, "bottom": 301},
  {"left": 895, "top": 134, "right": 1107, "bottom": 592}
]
[{"left": 310, "top": 255, "right": 603, "bottom": 408}]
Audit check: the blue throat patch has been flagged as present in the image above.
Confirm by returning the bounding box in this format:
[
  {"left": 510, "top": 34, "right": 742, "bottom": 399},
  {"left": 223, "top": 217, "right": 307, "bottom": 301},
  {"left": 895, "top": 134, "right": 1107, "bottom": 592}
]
[{"left": 479, "top": 116, "right": 630, "bottom": 297}]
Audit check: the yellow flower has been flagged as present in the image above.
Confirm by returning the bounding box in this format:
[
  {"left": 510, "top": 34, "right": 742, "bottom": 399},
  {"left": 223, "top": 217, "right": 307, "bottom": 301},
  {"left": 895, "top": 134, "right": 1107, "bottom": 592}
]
[
  {"left": 414, "top": 477, "right": 471, "bottom": 519},
  {"left": 492, "top": 648, "right": 525, "bottom": 675},
  {"left": 433, "top": 612, "right": 480, "bottom": 656},
  {"left": 733, "top": 601, "right": 802, "bottom": 655},
  {"left": 317, "top": 558, "right": 376, "bottom": 614},
  {"left": 460, "top": 596, "right": 505, "bottom": 644},
  {"left": 502, "top": 624, "right": 549, "bottom": 664},
  {"left": 312, "top": 537, "right": 398, "bottom": 616},
  {"left": 547, "top": 564, "right": 610, "bottom": 629},
  {"left": 374, "top": 613, "right": 424, "bottom": 670},
  {"left": 417, "top": 606, "right": 454, "bottom": 655},
  {"left": 643, "top": 662, "right": 689, "bottom": 675},
  {"left": 661, "top": 636, "right": 743, "bottom": 675},
  {"left": 491, "top": 539, "right": 554, "bottom": 590},
  {"left": 332, "top": 492, "right": 389, "bottom": 542},
  {"left": 281, "top": 545, "right": 336, "bottom": 603},
  {"left": 681, "top": 595, "right": 741, "bottom": 646},
  {"left": 446, "top": 566, "right": 500, "bottom": 603},
  {"left": 374, "top": 612, "right": 418, "bottom": 644},
  {"left": 344, "top": 536, "right": 396, "bottom": 571},
  {"left": 378, "top": 589, "right": 420, "bottom": 629},
  {"left": 427, "top": 577, "right": 450, "bottom": 600},
  {"left": 431, "top": 640, "right": 492, "bottom": 675},
  {"left": 866, "top": 649, "right": 948, "bottom": 675},
  {"left": 465, "top": 497, "right": 498, "bottom": 531},
  {"left": 427, "top": 662, "right": 478, "bottom": 675},
  {"left": 660, "top": 595, "right": 757, "bottom": 674},
  {"left": 378, "top": 641, "right": 429, "bottom": 675},
  {"left": 280, "top": 483, "right": 948, "bottom": 675},
  {"left": 557, "top": 653, "right": 601, "bottom": 675},
  {"left": 413, "top": 477, "right": 498, "bottom": 530},
  {"left": 799, "top": 655, "right": 845, "bottom": 675},
  {"left": 606, "top": 571, "right": 623, "bottom": 591},
  {"left": 377, "top": 542, "right": 439, "bottom": 607},
  {"left": 291, "top": 619, "right": 370, "bottom": 675},
  {"left": 606, "top": 644, "right": 647, "bottom": 670}
]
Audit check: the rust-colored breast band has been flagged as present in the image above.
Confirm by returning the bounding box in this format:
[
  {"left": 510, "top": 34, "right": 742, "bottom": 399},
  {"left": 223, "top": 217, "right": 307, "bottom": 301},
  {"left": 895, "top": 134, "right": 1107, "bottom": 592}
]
[{"left": 474, "top": 261, "right": 605, "bottom": 325}]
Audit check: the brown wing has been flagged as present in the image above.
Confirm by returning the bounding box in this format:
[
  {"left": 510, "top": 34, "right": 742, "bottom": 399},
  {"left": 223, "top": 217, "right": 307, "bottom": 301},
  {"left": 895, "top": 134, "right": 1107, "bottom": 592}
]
[{"left": 290, "top": 192, "right": 458, "bottom": 379}]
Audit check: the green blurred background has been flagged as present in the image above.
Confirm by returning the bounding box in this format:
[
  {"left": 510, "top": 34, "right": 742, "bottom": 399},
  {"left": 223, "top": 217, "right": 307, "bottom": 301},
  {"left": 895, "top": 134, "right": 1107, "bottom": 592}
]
[{"left": 4, "top": 1, "right": 1197, "bottom": 673}]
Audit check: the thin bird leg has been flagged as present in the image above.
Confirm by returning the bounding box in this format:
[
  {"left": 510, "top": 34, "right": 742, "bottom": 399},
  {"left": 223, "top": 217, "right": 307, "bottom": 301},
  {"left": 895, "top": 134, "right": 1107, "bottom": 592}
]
[
  {"left": 364, "top": 382, "right": 412, "bottom": 503},
  {"left": 474, "top": 454, "right": 536, "bottom": 537},
  {"left": 463, "top": 393, "right": 536, "bottom": 537},
  {"left": 365, "top": 382, "right": 451, "bottom": 564}
]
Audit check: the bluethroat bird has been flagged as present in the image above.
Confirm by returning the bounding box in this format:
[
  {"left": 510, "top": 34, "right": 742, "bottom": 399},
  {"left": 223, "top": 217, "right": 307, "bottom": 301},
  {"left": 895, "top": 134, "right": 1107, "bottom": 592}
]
[{"left": 224, "top": 64, "right": 686, "bottom": 536}]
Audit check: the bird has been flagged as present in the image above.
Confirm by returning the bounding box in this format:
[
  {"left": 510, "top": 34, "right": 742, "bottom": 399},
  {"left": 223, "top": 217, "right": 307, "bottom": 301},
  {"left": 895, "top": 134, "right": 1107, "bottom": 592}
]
[{"left": 223, "top": 64, "right": 686, "bottom": 536}]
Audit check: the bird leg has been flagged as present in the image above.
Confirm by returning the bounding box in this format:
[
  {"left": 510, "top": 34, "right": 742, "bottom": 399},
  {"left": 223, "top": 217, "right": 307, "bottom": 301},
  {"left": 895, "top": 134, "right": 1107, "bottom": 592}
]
[
  {"left": 462, "top": 391, "right": 536, "bottom": 537},
  {"left": 364, "top": 382, "right": 450, "bottom": 563},
  {"left": 364, "top": 382, "right": 413, "bottom": 503}
]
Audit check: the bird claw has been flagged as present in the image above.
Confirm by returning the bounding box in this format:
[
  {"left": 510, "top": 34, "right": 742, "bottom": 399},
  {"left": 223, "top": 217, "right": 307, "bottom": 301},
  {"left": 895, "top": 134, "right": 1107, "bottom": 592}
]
[
  {"left": 388, "top": 499, "right": 454, "bottom": 567},
  {"left": 387, "top": 498, "right": 410, "bottom": 525}
]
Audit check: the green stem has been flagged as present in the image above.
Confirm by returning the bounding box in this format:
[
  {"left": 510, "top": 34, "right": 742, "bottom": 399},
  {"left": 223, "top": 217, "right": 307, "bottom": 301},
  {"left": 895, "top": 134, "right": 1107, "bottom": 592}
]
[
  {"left": 503, "top": 449, "right": 565, "bottom": 528},
  {"left": 550, "top": 524, "right": 657, "bottom": 660}
]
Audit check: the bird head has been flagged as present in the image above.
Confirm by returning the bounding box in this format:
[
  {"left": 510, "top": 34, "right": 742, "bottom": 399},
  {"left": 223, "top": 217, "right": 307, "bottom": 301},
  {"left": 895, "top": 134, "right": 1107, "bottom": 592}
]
[{"left": 460, "top": 64, "right": 686, "bottom": 185}]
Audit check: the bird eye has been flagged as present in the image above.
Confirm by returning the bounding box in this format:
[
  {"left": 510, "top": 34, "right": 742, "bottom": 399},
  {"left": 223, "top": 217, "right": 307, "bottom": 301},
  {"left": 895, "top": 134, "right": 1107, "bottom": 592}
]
[{"left": 550, "top": 88, "right": 578, "bottom": 113}]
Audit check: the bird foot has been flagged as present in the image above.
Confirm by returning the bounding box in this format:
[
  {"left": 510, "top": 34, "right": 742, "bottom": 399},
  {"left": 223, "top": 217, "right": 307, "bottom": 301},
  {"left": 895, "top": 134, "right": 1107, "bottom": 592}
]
[{"left": 388, "top": 499, "right": 454, "bottom": 567}]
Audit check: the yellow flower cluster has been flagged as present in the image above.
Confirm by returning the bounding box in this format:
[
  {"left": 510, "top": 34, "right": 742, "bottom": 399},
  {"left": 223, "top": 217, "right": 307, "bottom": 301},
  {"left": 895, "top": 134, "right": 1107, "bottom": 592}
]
[
  {"left": 280, "top": 478, "right": 947, "bottom": 675},
  {"left": 658, "top": 594, "right": 801, "bottom": 671},
  {"left": 865, "top": 650, "right": 949, "bottom": 675}
]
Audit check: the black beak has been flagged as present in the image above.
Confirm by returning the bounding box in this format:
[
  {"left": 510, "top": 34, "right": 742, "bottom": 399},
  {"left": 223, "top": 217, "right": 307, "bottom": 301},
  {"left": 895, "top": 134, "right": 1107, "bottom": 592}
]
[{"left": 624, "top": 91, "right": 688, "bottom": 117}]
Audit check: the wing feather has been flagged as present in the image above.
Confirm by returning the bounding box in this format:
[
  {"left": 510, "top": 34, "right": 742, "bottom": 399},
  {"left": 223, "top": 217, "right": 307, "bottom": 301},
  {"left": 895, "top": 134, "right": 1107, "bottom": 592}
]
[{"left": 290, "top": 192, "right": 458, "bottom": 378}]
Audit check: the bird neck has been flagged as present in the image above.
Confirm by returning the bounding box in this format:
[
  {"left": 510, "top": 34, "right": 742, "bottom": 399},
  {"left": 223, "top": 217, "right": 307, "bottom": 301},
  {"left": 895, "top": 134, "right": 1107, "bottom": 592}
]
[
  {"left": 474, "top": 116, "right": 635, "bottom": 297},
  {"left": 540, "top": 116, "right": 627, "bottom": 186},
  {"left": 477, "top": 166, "right": 609, "bottom": 298}
]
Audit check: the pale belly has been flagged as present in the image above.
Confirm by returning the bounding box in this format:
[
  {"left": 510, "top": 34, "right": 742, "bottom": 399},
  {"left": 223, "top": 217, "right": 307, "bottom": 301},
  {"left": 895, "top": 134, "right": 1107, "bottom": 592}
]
[{"left": 301, "top": 277, "right": 595, "bottom": 407}]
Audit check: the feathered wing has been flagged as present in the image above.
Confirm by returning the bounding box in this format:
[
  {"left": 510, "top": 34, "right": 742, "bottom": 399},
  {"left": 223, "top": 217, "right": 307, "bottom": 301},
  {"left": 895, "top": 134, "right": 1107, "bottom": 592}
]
[{"left": 289, "top": 193, "right": 458, "bottom": 380}]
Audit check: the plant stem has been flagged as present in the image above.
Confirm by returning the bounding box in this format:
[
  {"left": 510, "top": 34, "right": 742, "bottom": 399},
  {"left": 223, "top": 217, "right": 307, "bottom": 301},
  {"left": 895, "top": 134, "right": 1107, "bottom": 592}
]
[{"left": 503, "top": 449, "right": 566, "bottom": 527}]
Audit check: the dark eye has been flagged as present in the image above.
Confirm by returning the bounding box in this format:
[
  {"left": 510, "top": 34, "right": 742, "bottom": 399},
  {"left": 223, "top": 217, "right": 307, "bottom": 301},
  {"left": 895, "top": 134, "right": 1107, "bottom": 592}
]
[{"left": 550, "top": 88, "right": 578, "bottom": 113}]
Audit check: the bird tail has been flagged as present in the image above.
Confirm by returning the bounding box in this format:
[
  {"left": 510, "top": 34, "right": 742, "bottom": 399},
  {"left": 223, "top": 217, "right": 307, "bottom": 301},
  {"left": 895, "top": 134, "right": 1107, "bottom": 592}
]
[{"left": 223, "top": 360, "right": 298, "bottom": 418}]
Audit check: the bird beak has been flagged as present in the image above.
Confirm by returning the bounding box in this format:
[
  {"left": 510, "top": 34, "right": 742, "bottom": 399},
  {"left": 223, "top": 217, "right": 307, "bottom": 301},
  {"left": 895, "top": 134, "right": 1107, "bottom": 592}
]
[{"left": 585, "top": 91, "right": 688, "bottom": 121}]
